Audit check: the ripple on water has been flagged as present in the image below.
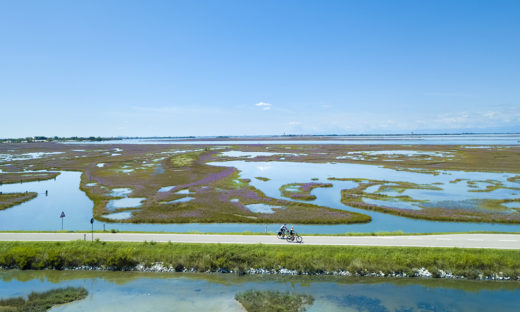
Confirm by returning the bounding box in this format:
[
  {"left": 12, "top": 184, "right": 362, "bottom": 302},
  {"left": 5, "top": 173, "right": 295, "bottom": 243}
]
[
  {"left": 106, "top": 198, "right": 145, "bottom": 211},
  {"left": 245, "top": 204, "right": 284, "bottom": 214},
  {"left": 110, "top": 188, "right": 133, "bottom": 197},
  {"left": 164, "top": 197, "right": 194, "bottom": 204},
  {"left": 103, "top": 211, "right": 133, "bottom": 220},
  {"left": 158, "top": 186, "right": 175, "bottom": 192}
]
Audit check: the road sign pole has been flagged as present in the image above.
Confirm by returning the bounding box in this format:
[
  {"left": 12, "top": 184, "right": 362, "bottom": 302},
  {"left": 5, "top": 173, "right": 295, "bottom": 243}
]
[
  {"left": 90, "top": 218, "right": 94, "bottom": 242},
  {"left": 59, "top": 211, "right": 66, "bottom": 231}
]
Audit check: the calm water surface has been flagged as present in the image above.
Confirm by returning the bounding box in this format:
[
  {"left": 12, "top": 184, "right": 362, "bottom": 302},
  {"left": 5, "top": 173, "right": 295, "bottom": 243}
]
[
  {"left": 0, "top": 271, "right": 518, "bottom": 312},
  {"left": 1, "top": 169, "right": 520, "bottom": 233},
  {"left": 62, "top": 134, "right": 520, "bottom": 145}
]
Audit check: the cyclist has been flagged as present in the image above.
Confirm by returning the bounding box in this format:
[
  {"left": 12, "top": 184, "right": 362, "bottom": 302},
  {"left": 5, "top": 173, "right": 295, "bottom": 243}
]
[
  {"left": 279, "top": 223, "right": 288, "bottom": 235},
  {"left": 289, "top": 226, "right": 295, "bottom": 240}
]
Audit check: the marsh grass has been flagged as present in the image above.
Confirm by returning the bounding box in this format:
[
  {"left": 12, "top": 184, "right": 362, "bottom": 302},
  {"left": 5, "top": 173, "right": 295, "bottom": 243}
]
[
  {"left": 0, "top": 241, "right": 518, "bottom": 279},
  {"left": 279, "top": 183, "right": 333, "bottom": 201},
  {"left": 4, "top": 143, "right": 520, "bottom": 224},
  {"left": 236, "top": 290, "right": 314, "bottom": 312},
  {"left": 0, "top": 287, "right": 88, "bottom": 312},
  {"left": 0, "top": 193, "right": 37, "bottom": 210},
  {"left": 85, "top": 160, "right": 370, "bottom": 224},
  {"left": 338, "top": 178, "right": 520, "bottom": 223},
  {"left": 0, "top": 172, "right": 60, "bottom": 184}
]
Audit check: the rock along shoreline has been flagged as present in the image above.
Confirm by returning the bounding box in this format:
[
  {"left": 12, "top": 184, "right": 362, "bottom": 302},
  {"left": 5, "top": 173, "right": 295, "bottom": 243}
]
[{"left": 6, "top": 263, "right": 516, "bottom": 281}]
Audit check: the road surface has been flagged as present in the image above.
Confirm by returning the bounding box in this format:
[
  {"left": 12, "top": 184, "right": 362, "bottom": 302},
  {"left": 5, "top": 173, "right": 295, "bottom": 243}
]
[{"left": 0, "top": 233, "right": 519, "bottom": 249}]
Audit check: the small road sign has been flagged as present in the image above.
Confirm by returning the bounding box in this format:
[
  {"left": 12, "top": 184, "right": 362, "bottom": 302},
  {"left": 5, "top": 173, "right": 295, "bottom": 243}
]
[{"left": 60, "top": 211, "right": 65, "bottom": 230}]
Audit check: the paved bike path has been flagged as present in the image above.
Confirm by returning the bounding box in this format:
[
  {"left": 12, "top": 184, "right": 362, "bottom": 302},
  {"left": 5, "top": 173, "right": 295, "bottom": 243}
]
[{"left": 0, "top": 233, "right": 519, "bottom": 249}]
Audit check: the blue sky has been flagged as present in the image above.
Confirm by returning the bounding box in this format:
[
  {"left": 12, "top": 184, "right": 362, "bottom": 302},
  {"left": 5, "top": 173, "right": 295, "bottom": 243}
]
[{"left": 1, "top": 0, "right": 519, "bottom": 137}]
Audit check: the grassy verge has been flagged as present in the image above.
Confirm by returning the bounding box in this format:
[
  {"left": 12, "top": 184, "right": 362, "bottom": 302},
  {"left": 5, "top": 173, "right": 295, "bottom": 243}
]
[
  {"left": 1, "top": 230, "right": 520, "bottom": 236},
  {"left": 0, "top": 287, "right": 88, "bottom": 311},
  {"left": 0, "top": 241, "right": 519, "bottom": 279},
  {"left": 236, "top": 290, "right": 314, "bottom": 312},
  {"left": 0, "top": 192, "right": 38, "bottom": 210}
]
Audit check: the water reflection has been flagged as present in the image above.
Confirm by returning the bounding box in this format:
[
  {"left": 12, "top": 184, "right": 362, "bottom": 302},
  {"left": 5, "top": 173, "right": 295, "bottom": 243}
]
[
  {"left": 1, "top": 169, "right": 520, "bottom": 233},
  {"left": 61, "top": 134, "right": 520, "bottom": 145},
  {"left": 0, "top": 271, "right": 518, "bottom": 312}
]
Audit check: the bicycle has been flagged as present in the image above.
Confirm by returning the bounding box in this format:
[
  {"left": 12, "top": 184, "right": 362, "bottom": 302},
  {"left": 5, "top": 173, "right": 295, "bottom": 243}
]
[
  {"left": 277, "top": 228, "right": 289, "bottom": 239},
  {"left": 288, "top": 232, "right": 303, "bottom": 243}
]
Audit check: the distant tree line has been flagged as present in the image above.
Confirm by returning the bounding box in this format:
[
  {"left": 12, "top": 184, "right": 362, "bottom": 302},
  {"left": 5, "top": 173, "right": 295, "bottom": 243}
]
[{"left": 0, "top": 136, "right": 123, "bottom": 143}]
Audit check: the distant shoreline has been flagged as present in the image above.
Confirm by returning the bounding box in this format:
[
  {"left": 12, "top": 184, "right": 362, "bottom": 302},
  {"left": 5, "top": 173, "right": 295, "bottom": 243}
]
[{"left": 2, "top": 132, "right": 520, "bottom": 142}]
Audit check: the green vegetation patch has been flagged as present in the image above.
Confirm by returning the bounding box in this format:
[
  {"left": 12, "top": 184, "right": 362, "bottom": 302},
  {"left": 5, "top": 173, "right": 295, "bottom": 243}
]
[
  {"left": 466, "top": 180, "right": 503, "bottom": 192},
  {"left": 5, "top": 143, "right": 520, "bottom": 225},
  {"left": 279, "top": 183, "right": 333, "bottom": 201},
  {"left": 169, "top": 151, "right": 204, "bottom": 167},
  {"left": 335, "top": 178, "right": 520, "bottom": 223},
  {"left": 0, "top": 192, "right": 37, "bottom": 210},
  {"left": 1, "top": 241, "right": 519, "bottom": 279},
  {"left": 507, "top": 175, "right": 520, "bottom": 183},
  {"left": 0, "top": 172, "right": 60, "bottom": 184},
  {"left": 236, "top": 290, "right": 314, "bottom": 312},
  {"left": 0, "top": 287, "right": 88, "bottom": 312},
  {"left": 83, "top": 158, "right": 369, "bottom": 224}
]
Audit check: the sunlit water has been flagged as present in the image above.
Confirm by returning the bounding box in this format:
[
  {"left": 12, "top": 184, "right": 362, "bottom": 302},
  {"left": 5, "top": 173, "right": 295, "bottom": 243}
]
[
  {"left": 60, "top": 134, "right": 520, "bottom": 145},
  {"left": 211, "top": 161, "right": 520, "bottom": 212},
  {"left": 1, "top": 168, "right": 520, "bottom": 233},
  {"left": 0, "top": 271, "right": 518, "bottom": 312}
]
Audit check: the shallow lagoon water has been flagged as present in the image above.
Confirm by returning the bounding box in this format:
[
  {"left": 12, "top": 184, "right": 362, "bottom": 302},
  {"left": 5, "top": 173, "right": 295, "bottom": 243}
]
[
  {"left": 103, "top": 211, "right": 134, "bottom": 220},
  {"left": 63, "top": 134, "right": 520, "bottom": 145},
  {"left": 109, "top": 188, "right": 133, "bottom": 197},
  {"left": 355, "top": 150, "right": 450, "bottom": 157},
  {"left": 212, "top": 160, "right": 520, "bottom": 213},
  {"left": 1, "top": 169, "right": 520, "bottom": 233},
  {"left": 0, "top": 271, "right": 519, "bottom": 312},
  {"left": 0, "top": 152, "right": 64, "bottom": 162},
  {"left": 0, "top": 172, "right": 94, "bottom": 231},
  {"left": 106, "top": 198, "right": 145, "bottom": 211},
  {"left": 219, "top": 151, "right": 300, "bottom": 158},
  {"left": 504, "top": 202, "right": 520, "bottom": 209},
  {"left": 337, "top": 150, "right": 454, "bottom": 161},
  {"left": 157, "top": 186, "right": 175, "bottom": 192},
  {"left": 165, "top": 197, "right": 194, "bottom": 204},
  {"left": 245, "top": 203, "right": 282, "bottom": 214}
]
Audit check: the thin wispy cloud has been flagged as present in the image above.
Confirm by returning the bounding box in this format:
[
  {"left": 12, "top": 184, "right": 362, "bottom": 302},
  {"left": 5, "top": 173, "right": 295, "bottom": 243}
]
[
  {"left": 255, "top": 102, "right": 272, "bottom": 111},
  {"left": 433, "top": 109, "right": 520, "bottom": 128}
]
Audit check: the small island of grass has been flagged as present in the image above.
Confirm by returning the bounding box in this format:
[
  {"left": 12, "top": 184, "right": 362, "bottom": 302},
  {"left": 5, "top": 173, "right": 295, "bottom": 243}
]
[
  {"left": 0, "top": 287, "right": 88, "bottom": 312},
  {"left": 0, "top": 192, "right": 38, "bottom": 210},
  {"left": 280, "top": 182, "right": 333, "bottom": 201},
  {"left": 0, "top": 172, "right": 60, "bottom": 184},
  {"left": 335, "top": 177, "right": 520, "bottom": 223},
  {"left": 236, "top": 290, "right": 314, "bottom": 312}
]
